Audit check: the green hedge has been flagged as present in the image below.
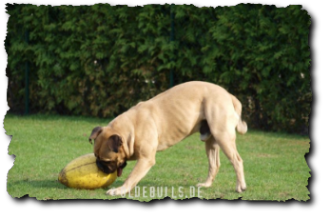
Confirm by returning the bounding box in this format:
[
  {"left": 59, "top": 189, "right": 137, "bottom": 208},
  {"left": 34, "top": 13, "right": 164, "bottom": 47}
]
[{"left": 5, "top": 4, "right": 311, "bottom": 134}]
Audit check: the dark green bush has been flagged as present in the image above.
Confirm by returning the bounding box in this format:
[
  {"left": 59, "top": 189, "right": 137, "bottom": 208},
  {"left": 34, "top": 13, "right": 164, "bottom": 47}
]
[{"left": 5, "top": 4, "right": 311, "bottom": 134}]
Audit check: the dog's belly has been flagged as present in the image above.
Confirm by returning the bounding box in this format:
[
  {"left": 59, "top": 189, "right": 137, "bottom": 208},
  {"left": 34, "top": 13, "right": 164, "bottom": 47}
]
[
  {"left": 157, "top": 126, "right": 200, "bottom": 151},
  {"left": 156, "top": 128, "right": 198, "bottom": 151},
  {"left": 155, "top": 108, "right": 204, "bottom": 151}
]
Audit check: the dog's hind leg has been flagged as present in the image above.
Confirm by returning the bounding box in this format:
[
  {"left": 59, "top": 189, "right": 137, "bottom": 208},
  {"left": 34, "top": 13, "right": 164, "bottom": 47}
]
[
  {"left": 203, "top": 102, "right": 246, "bottom": 192},
  {"left": 212, "top": 129, "right": 246, "bottom": 193},
  {"left": 197, "top": 136, "right": 220, "bottom": 188}
]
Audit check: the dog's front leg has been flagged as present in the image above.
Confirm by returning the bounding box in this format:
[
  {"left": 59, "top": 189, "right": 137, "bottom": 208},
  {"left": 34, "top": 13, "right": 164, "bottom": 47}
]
[{"left": 106, "top": 158, "right": 156, "bottom": 196}]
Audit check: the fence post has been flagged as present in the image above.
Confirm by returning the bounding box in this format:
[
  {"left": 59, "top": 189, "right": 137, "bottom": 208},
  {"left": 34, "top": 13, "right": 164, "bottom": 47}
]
[
  {"left": 170, "top": 4, "right": 174, "bottom": 88},
  {"left": 24, "top": 30, "right": 29, "bottom": 115}
]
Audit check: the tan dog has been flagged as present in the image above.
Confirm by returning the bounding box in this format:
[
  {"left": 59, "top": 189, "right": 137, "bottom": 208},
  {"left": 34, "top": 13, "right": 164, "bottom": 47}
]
[{"left": 89, "top": 81, "right": 247, "bottom": 195}]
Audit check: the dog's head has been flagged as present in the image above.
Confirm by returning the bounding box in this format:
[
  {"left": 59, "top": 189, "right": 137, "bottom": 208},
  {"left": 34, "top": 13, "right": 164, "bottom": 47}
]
[{"left": 89, "top": 126, "right": 127, "bottom": 177}]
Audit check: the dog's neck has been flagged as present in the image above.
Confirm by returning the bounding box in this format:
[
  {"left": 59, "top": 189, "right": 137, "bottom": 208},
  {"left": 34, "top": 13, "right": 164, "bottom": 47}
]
[{"left": 108, "top": 114, "right": 137, "bottom": 160}]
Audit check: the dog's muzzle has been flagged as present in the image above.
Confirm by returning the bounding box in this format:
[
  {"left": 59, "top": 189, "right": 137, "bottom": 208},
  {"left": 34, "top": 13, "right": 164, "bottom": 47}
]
[
  {"left": 96, "top": 159, "right": 127, "bottom": 177},
  {"left": 96, "top": 159, "right": 116, "bottom": 174}
]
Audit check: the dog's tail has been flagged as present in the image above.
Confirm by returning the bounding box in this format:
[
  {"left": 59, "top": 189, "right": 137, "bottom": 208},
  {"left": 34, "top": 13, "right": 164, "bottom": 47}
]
[{"left": 231, "top": 95, "right": 248, "bottom": 134}]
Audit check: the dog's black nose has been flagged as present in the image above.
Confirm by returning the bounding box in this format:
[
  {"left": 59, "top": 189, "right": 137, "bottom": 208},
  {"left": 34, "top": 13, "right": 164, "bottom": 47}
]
[
  {"left": 96, "top": 160, "right": 110, "bottom": 173},
  {"left": 96, "top": 159, "right": 116, "bottom": 174}
]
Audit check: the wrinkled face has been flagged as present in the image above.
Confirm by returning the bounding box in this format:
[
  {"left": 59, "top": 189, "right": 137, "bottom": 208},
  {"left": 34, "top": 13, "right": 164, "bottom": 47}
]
[{"left": 89, "top": 127, "right": 127, "bottom": 177}]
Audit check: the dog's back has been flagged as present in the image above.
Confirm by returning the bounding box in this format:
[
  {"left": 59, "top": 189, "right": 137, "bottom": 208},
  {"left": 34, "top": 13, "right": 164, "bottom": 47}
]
[
  {"left": 150, "top": 81, "right": 246, "bottom": 131},
  {"left": 125, "top": 81, "right": 246, "bottom": 150}
]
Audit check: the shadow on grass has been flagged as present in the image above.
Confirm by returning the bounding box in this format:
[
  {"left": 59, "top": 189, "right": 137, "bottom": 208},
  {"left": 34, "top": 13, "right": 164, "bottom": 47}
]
[
  {"left": 10, "top": 179, "right": 68, "bottom": 189},
  {"left": 10, "top": 179, "right": 235, "bottom": 199},
  {"left": 99, "top": 180, "right": 197, "bottom": 191},
  {"left": 10, "top": 178, "right": 194, "bottom": 191}
]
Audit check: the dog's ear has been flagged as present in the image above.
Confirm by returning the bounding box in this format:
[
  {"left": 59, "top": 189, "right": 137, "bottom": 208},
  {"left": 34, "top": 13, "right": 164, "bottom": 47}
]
[
  {"left": 89, "top": 126, "right": 102, "bottom": 144},
  {"left": 107, "top": 135, "right": 123, "bottom": 153}
]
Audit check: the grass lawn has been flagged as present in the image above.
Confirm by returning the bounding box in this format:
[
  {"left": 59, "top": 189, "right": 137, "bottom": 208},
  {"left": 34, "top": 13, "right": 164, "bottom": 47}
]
[{"left": 5, "top": 114, "right": 310, "bottom": 201}]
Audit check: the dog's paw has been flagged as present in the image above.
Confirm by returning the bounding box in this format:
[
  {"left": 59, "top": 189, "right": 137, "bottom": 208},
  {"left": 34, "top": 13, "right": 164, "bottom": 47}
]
[
  {"left": 106, "top": 188, "right": 118, "bottom": 196},
  {"left": 196, "top": 182, "right": 212, "bottom": 188},
  {"left": 236, "top": 184, "right": 247, "bottom": 193},
  {"left": 106, "top": 187, "right": 129, "bottom": 196}
]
